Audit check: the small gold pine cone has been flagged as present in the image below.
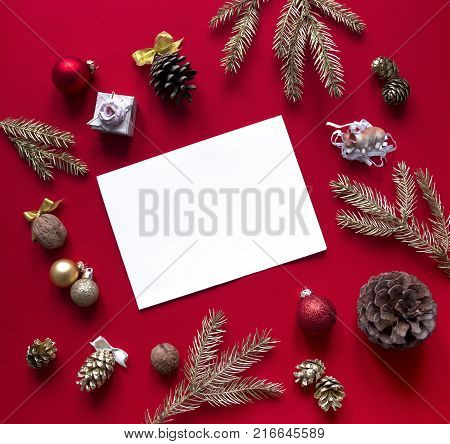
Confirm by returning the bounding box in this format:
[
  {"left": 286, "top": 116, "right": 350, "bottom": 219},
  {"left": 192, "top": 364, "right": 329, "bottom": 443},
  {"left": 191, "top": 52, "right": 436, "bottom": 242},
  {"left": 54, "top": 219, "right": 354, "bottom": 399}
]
[
  {"left": 382, "top": 77, "right": 410, "bottom": 105},
  {"left": 26, "top": 338, "right": 57, "bottom": 369},
  {"left": 371, "top": 56, "right": 399, "bottom": 80},
  {"left": 314, "top": 376, "right": 345, "bottom": 412},
  {"left": 294, "top": 359, "right": 325, "bottom": 388},
  {"left": 76, "top": 350, "right": 115, "bottom": 392}
]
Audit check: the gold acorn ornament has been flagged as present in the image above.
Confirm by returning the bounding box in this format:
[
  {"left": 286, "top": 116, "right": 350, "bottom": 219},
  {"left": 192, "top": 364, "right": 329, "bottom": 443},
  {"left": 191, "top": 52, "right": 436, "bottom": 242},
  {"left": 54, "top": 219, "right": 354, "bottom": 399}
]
[
  {"left": 371, "top": 56, "right": 410, "bottom": 105},
  {"left": 77, "top": 336, "right": 128, "bottom": 392},
  {"left": 26, "top": 338, "right": 57, "bottom": 369},
  {"left": 70, "top": 266, "right": 99, "bottom": 307},
  {"left": 294, "top": 359, "right": 325, "bottom": 388},
  {"left": 314, "top": 375, "right": 345, "bottom": 412}
]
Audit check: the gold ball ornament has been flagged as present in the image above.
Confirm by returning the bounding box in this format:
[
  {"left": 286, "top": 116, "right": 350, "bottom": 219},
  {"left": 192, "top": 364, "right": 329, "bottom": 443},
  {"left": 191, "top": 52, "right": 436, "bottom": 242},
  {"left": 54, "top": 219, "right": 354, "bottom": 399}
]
[
  {"left": 49, "top": 259, "right": 80, "bottom": 288},
  {"left": 70, "top": 268, "right": 99, "bottom": 307}
]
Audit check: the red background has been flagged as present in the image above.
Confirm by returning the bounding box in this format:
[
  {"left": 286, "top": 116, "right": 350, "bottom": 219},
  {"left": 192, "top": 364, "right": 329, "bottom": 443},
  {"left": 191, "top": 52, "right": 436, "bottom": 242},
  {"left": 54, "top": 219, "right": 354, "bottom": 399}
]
[{"left": 0, "top": 0, "right": 449, "bottom": 424}]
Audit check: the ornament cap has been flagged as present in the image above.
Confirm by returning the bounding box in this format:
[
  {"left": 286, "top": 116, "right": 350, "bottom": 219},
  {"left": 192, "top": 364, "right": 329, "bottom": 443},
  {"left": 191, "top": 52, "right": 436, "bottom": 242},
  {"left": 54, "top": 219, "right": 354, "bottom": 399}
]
[
  {"left": 81, "top": 267, "right": 94, "bottom": 280},
  {"left": 86, "top": 60, "right": 97, "bottom": 74},
  {"left": 300, "top": 288, "right": 313, "bottom": 298}
]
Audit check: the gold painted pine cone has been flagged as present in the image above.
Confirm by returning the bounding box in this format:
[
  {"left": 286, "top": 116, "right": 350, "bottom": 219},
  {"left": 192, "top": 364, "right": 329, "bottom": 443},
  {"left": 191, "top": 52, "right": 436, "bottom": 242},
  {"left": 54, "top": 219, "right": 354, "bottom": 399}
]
[
  {"left": 26, "top": 338, "right": 57, "bottom": 369},
  {"left": 357, "top": 271, "right": 437, "bottom": 349},
  {"left": 294, "top": 359, "right": 325, "bottom": 388},
  {"left": 371, "top": 56, "right": 399, "bottom": 80},
  {"left": 314, "top": 376, "right": 345, "bottom": 412},
  {"left": 76, "top": 350, "right": 115, "bottom": 392},
  {"left": 382, "top": 77, "right": 410, "bottom": 105}
]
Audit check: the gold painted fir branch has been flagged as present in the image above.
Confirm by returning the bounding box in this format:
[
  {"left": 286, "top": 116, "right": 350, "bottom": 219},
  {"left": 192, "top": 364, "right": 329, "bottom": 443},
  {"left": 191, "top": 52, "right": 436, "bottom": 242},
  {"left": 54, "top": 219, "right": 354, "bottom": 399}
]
[
  {"left": 145, "top": 310, "right": 284, "bottom": 424},
  {"left": 330, "top": 162, "right": 450, "bottom": 276},
  {"left": 0, "top": 117, "right": 88, "bottom": 181},
  {"left": 210, "top": 0, "right": 365, "bottom": 101}
]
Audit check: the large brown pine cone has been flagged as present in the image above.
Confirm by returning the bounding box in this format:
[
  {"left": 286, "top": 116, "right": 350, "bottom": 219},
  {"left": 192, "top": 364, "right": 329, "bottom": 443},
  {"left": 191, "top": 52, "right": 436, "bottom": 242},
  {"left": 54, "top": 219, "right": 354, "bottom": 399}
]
[
  {"left": 357, "top": 271, "right": 437, "bottom": 349},
  {"left": 150, "top": 53, "right": 197, "bottom": 103}
]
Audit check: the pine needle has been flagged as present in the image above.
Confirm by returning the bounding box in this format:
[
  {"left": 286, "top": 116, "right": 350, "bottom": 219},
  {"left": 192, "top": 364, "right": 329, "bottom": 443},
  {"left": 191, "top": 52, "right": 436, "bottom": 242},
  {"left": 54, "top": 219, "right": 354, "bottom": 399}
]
[
  {"left": 146, "top": 310, "right": 283, "bottom": 424},
  {"left": 330, "top": 162, "right": 450, "bottom": 276},
  {"left": 336, "top": 210, "right": 398, "bottom": 236},
  {"left": 393, "top": 161, "right": 416, "bottom": 221},
  {"left": 280, "top": 9, "right": 308, "bottom": 101},
  {"left": 308, "top": 13, "right": 344, "bottom": 97},
  {"left": 210, "top": 0, "right": 254, "bottom": 28},
  {"left": 273, "top": 0, "right": 303, "bottom": 59},
  {"left": 201, "top": 376, "right": 284, "bottom": 407},
  {"left": 311, "top": 0, "right": 365, "bottom": 33},
  {"left": 1, "top": 117, "right": 75, "bottom": 149},
  {"left": 11, "top": 138, "right": 54, "bottom": 181},
  {"left": 185, "top": 310, "right": 227, "bottom": 386},
  {"left": 221, "top": 0, "right": 264, "bottom": 73}
]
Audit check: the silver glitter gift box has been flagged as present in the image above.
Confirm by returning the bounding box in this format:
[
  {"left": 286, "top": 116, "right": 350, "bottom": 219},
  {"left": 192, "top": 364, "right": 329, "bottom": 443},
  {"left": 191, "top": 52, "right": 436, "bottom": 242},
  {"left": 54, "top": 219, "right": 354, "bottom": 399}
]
[{"left": 88, "top": 92, "right": 137, "bottom": 137}]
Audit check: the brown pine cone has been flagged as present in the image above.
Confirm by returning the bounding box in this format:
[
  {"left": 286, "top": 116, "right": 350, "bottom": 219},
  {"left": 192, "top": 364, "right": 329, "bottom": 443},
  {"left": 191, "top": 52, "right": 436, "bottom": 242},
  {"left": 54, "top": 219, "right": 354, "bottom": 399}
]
[
  {"left": 371, "top": 56, "right": 399, "bottom": 80},
  {"left": 294, "top": 359, "right": 325, "bottom": 388},
  {"left": 357, "top": 271, "right": 437, "bottom": 349},
  {"left": 26, "top": 338, "right": 57, "bottom": 369},
  {"left": 382, "top": 77, "right": 410, "bottom": 105},
  {"left": 314, "top": 376, "right": 345, "bottom": 412},
  {"left": 150, "top": 53, "right": 197, "bottom": 103}
]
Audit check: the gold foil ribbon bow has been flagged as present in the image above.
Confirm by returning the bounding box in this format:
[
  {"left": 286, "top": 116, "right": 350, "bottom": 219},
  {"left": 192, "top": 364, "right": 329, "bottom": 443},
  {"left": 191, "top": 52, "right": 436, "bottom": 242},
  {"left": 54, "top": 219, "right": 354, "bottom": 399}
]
[
  {"left": 132, "top": 31, "right": 183, "bottom": 66},
  {"left": 24, "top": 198, "right": 62, "bottom": 223}
]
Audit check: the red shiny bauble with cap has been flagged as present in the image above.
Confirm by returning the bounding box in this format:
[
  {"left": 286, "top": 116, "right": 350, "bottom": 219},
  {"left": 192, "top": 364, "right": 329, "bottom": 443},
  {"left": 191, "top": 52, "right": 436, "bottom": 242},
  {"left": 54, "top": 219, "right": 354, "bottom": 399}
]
[
  {"left": 51, "top": 57, "right": 95, "bottom": 94},
  {"left": 296, "top": 288, "right": 337, "bottom": 334}
]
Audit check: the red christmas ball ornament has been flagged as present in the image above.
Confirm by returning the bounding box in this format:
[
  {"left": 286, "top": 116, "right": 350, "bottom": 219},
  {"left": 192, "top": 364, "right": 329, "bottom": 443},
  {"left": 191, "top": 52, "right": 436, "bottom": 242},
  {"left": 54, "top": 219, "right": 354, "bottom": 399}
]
[
  {"left": 51, "top": 57, "right": 96, "bottom": 94},
  {"left": 296, "top": 289, "right": 336, "bottom": 334}
]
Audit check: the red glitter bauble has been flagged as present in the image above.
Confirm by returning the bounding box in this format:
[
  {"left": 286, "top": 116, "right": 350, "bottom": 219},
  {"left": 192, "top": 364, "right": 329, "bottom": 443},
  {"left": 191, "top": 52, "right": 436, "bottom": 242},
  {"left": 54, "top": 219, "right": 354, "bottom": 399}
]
[
  {"left": 296, "top": 289, "right": 336, "bottom": 334},
  {"left": 51, "top": 57, "right": 95, "bottom": 94}
]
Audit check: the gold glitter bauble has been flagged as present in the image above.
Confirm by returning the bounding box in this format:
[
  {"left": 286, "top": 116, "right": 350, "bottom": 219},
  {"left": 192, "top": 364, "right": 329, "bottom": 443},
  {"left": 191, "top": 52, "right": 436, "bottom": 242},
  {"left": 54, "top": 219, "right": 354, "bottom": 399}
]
[
  {"left": 49, "top": 259, "right": 79, "bottom": 288},
  {"left": 70, "top": 279, "right": 99, "bottom": 307}
]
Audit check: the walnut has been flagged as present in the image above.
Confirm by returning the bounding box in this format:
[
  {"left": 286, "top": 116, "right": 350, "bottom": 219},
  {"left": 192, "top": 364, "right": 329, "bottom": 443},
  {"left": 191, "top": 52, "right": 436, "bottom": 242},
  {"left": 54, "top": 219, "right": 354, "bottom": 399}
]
[
  {"left": 32, "top": 214, "right": 67, "bottom": 249},
  {"left": 150, "top": 343, "right": 179, "bottom": 375}
]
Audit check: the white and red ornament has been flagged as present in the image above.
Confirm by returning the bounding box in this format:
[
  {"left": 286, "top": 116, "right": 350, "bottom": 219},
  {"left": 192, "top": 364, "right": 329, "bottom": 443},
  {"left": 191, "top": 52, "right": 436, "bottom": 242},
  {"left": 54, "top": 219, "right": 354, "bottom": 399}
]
[
  {"left": 51, "top": 57, "right": 96, "bottom": 94},
  {"left": 296, "top": 289, "right": 336, "bottom": 334}
]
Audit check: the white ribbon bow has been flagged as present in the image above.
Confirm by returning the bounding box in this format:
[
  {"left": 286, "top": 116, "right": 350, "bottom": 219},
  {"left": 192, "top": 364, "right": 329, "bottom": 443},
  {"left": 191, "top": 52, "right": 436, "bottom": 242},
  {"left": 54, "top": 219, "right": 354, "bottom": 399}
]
[{"left": 90, "top": 336, "right": 128, "bottom": 368}]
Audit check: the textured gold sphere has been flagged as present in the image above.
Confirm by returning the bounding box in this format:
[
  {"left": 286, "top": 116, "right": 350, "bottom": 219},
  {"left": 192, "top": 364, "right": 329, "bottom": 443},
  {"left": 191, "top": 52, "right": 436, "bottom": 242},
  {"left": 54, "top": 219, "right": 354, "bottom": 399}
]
[
  {"left": 70, "top": 279, "right": 99, "bottom": 307},
  {"left": 49, "top": 259, "right": 79, "bottom": 288}
]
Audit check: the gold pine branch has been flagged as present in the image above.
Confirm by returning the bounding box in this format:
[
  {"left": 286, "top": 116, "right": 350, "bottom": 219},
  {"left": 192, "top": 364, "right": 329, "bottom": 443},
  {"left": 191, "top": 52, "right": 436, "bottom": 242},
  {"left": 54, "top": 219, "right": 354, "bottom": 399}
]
[
  {"left": 311, "top": 0, "right": 365, "bottom": 33},
  {"left": 146, "top": 310, "right": 284, "bottom": 424},
  {"left": 0, "top": 117, "right": 75, "bottom": 149},
  {"left": 11, "top": 138, "right": 54, "bottom": 181},
  {"left": 220, "top": 0, "right": 266, "bottom": 73},
  {"left": 330, "top": 161, "right": 450, "bottom": 276},
  {"left": 308, "top": 12, "right": 344, "bottom": 98},
  {"left": 1, "top": 117, "right": 88, "bottom": 181},
  {"left": 210, "top": 0, "right": 254, "bottom": 28},
  {"left": 280, "top": 5, "right": 308, "bottom": 101},
  {"left": 212, "top": 0, "right": 364, "bottom": 101},
  {"left": 273, "top": 0, "right": 302, "bottom": 58}
]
